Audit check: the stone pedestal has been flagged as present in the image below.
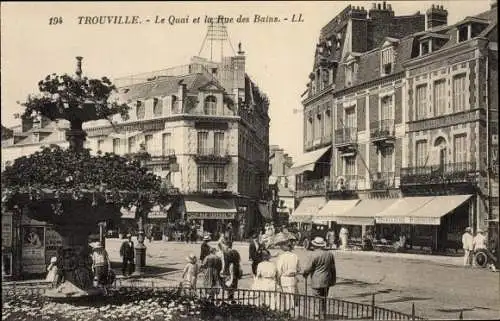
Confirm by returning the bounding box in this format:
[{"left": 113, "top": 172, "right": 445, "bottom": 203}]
[{"left": 134, "top": 244, "right": 146, "bottom": 275}]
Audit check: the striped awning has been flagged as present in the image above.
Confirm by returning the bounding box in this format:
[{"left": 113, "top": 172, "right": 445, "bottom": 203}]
[
  {"left": 185, "top": 197, "right": 237, "bottom": 220},
  {"left": 288, "top": 146, "right": 331, "bottom": 176}
]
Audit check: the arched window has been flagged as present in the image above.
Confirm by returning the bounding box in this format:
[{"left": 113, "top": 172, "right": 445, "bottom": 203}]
[
  {"left": 204, "top": 95, "right": 217, "bottom": 115},
  {"left": 434, "top": 137, "right": 447, "bottom": 170}
]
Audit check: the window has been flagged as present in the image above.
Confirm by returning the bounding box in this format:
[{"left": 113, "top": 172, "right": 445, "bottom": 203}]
[
  {"left": 214, "top": 166, "right": 225, "bottom": 182},
  {"left": 381, "top": 48, "right": 394, "bottom": 75},
  {"left": 453, "top": 134, "right": 467, "bottom": 164},
  {"left": 2, "top": 253, "right": 12, "bottom": 277},
  {"left": 315, "top": 114, "right": 322, "bottom": 139},
  {"left": 381, "top": 148, "right": 393, "bottom": 173},
  {"left": 433, "top": 79, "right": 446, "bottom": 116},
  {"left": 416, "top": 140, "right": 428, "bottom": 167},
  {"left": 97, "top": 139, "right": 105, "bottom": 152},
  {"left": 307, "top": 117, "right": 313, "bottom": 142},
  {"left": 420, "top": 40, "right": 431, "bottom": 56},
  {"left": 344, "top": 156, "right": 356, "bottom": 177},
  {"left": 197, "top": 131, "right": 209, "bottom": 154},
  {"left": 162, "top": 133, "right": 171, "bottom": 156},
  {"left": 214, "top": 132, "right": 224, "bottom": 155},
  {"left": 136, "top": 101, "right": 145, "bottom": 120},
  {"left": 128, "top": 136, "right": 136, "bottom": 153},
  {"left": 345, "top": 106, "right": 356, "bottom": 128},
  {"left": 458, "top": 25, "right": 469, "bottom": 42},
  {"left": 112, "top": 138, "right": 120, "bottom": 154},
  {"left": 144, "top": 135, "right": 153, "bottom": 152},
  {"left": 153, "top": 98, "right": 163, "bottom": 117},
  {"left": 325, "top": 109, "right": 332, "bottom": 137},
  {"left": 452, "top": 74, "right": 467, "bottom": 112},
  {"left": 204, "top": 95, "right": 217, "bottom": 115},
  {"left": 197, "top": 166, "right": 209, "bottom": 190},
  {"left": 172, "top": 95, "right": 179, "bottom": 113},
  {"left": 415, "top": 85, "right": 427, "bottom": 120},
  {"left": 380, "top": 95, "right": 393, "bottom": 120},
  {"left": 345, "top": 62, "right": 357, "bottom": 86}
]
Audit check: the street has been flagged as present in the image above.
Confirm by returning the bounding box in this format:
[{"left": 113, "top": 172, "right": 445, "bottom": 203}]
[{"left": 105, "top": 238, "right": 500, "bottom": 320}]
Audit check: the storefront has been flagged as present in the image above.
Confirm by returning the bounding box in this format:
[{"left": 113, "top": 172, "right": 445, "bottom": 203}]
[
  {"left": 183, "top": 196, "right": 237, "bottom": 240},
  {"left": 314, "top": 199, "right": 360, "bottom": 231},
  {"left": 289, "top": 197, "right": 326, "bottom": 228}
]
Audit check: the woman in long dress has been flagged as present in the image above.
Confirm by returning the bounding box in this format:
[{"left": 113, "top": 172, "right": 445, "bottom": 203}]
[
  {"left": 201, "top": 247, "right": 222, "bottom": 298},
  {"left": 339, "top": 226, "right": 349, "bottom": 250},
  {"left": 252, "top": 250, "right": 278, "bottom": 310}
]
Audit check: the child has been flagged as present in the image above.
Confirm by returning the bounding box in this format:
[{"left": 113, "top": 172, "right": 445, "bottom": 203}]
[
  {"left": 182, "top": 254, "right": 199, "bottom": 290},
  {"left": 46, "top": 257, "right": 59, "bottom": 287}
]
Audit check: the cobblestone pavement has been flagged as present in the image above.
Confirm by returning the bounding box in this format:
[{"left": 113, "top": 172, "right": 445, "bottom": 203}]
[{"left": 105, "top": 239, "right": 499, "bottom": 320}]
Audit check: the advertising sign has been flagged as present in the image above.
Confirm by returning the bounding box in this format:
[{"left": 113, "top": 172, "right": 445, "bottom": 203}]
[
  {"left": 45, "top": 227, "right": 63, "bottom": 264},
  {"left": 22, "top": 226, "right": 46, "bottom": 273}
]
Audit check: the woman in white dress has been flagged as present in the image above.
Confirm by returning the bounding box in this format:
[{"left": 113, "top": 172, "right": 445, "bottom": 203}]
[
  {"left": 339, "top": 226, "right": 349, "bottom": 250},
  {"left": 252, "top": 250, "right": 278, "bottom": 310}
]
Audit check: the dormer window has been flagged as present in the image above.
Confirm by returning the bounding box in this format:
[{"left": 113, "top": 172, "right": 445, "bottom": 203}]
[
  {"left": 136, "top": 100, "right": 145, "bottom": 119},
  {"left": 153, "top": 98, "right": 163, "bottom": 116},
  {"left": 457, "top": 18, "right": 488, "bottom": 43},
  {"left": 381, "top": 48, "right": 394, "bottom": 76},
  {"left": 420, "top": 40, "right": 431, "bottom": 56},
  {"left": 458, "top": 25, "right": 469, "bottom": 42},
  {"left": 345, "top": 62, "right": 358, "bottom": 87}
]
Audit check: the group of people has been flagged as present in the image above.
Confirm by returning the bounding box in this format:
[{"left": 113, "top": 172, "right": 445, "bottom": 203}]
[{"left": 462, "top": 227, "right": 497, "bottom": 271}]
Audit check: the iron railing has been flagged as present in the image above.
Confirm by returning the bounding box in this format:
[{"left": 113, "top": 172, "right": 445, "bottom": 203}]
[
  {"left": 335, "top": 127, "right": 357, "bottom": 146},
  {"left": 296, "top": 178, "right": 329, "bottom": 197},
  {"left": 329, "top": 175, "right": 359, "bottom": 191},
  {"left": 372, "top": 172, "right": 396, "bottom": 190},
  {"left": 400, "top": 162, "right": 478, "bottom": 185},
  {"left": 194, "top": 148, "right": 231, "bottom": 163},
  {"left": 370, "top": 119, "right": 395, "bottom": 141},
  {"left": 2, "top": 282, "right": 428, "bottom": 320}
]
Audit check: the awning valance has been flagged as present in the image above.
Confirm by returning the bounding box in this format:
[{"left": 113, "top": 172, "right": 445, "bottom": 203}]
[
  {"left": 375, "top": 196, "right": 471, "bottom": 225},
  {"left": 334, "top": 198, "right": 397, "bottom": 225},
  {"left": 185, "top": 197, "right": 237, "bottom": 220},
  {"left": 288, "top": 146, "right": 331, "bottom": 176},
  {"left": 315, "top": 199, "right": 361, "bottom": 222},
  {"left": 290, "top": 197, "right": 326, "bottom": 223},
  {"left": 258, "top": 202, "right": 272, "bottom": 219}
]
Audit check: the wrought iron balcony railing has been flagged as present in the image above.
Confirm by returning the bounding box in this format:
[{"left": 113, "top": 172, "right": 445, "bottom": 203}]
[
  {"left": 142, "top": 150, "right": 176, "bottom": 167},
  {"left": 194, "top": 148, "right": 231, "bottom": 164},
  {"left": 296, "top": 177, "right": 329, "bottom": 197},
  {"left": 370, "top": 119, "right": 395, "bottom": 141},
  {"left": 199, "top": 181, "right": 228, "bottom": 190},
  {"left": 371, "top": 171, "right": 396, "bottom": 190},
  {"left": 329, "top": 174, "right": 359, "bottom": 191},
  {"left": 335, "top": 127, "right": 357, "bottom": 146},
  {"left": 400, "top": 162, "right": 478, "bottom": 185}
]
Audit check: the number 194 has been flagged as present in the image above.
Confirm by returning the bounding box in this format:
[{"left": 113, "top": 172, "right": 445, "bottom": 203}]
[{"left": 49, "top": 17, "right": 63, "bottom": 25}]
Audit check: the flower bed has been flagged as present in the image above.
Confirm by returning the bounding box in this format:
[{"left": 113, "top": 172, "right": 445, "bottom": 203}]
[{"left": 2, "top": 288, "right": 291, "bottom": 321}]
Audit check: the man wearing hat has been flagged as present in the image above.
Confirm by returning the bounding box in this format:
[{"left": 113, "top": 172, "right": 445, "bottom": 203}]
[
  {"left": 200, "top": 235, "right": 211, "bottom": 262},
  {"left": 120, "top": 234, "right": 135, "bottom": 276},
  {"left": 462, "top": 227, "right": 473, "bottom": 266},
  {"left": 302, "top": 236, "right": 337, "bottom": 319},
  {"left": 249, "top": 232, "right": 263, "bottom": 276}
]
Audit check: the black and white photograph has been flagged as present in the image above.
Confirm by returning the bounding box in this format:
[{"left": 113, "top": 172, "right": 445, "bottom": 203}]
[{"left": 1, "top": 1, "right": 498, "bottom": 320}]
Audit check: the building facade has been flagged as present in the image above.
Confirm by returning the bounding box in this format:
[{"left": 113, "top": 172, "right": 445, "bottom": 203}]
[
  {"left": 269, "top": 145, "right": 295, "bottom": 225},
  {"left": 291, "top": 1, "right": 498, "bottom": 252}
]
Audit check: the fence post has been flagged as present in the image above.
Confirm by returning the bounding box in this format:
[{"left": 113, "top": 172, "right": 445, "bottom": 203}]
[
  {"left": 411, "top": 303, "right": 415, "bottom": 321},
  {"left": 459, "top": 310, "right": 463, "bottom": 320},
  {"left": 371, "top": 294, "right": 375, "bottom": 319}
]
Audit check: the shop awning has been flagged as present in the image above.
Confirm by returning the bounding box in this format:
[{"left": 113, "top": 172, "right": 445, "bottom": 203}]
[
  {"left": 290, "top": 197, "right": 326, "bottom": 223},
  {"left": 375, "top": 196, "right": 466, "bottom": 225},
  {"left": 397, "top": 195, "right": 472, "bottom": 225},
  {"left": 288, "top": 146, "right": 331, "bottom": 176},
  {"left": 314, "top": 199, "right": 361, "bottom": 223},
  {"left": 258, "top": 202, "right": 272, "bottom": 219},
  {"left": 185, "top": 198, "right": 237, "bottom": 220},
  {"left": 330, "top": 198, "right": 397, "bottom": 225}
]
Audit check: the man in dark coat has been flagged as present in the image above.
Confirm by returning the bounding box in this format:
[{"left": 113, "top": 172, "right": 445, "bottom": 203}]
[
  {"left": 302, "top": 236, "right": 337, "bottom": 319},
  {"left": 249, "top": 233, "right": 263, "bottom": 276},
  {"left": 200, "top": 235, "right": 211, "bottom": 262},
  {"left": 119, "top": 234, "right": 135, "bottom": 276}
]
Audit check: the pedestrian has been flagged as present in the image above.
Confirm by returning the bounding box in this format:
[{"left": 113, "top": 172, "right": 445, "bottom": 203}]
[
  {"left": 182, "top": 254, "right": 199, "bottom": 290},
  {"left": 462, "top": 227, "right": 473, "bottom": 266},
  {"left": 120, "top": 234, "right": 135, "bottom": 276},
  {"left": 472, "top": 229, "right": 487, "bottom": 266},
  {"left": 339, "top": 226, "right": 349, "bottom": 250},
  {"left": 45, "top": 256, "right": 61, "bottom": 287},
  {"left": 249, "top": 233, "right": 263, "bottom": 277},
  {"left": 91, "top": 242, "right": 111, "bottom": 289},
  {"left": 302, "top": 237, "right": 337, "bottom": 320},
  {"left": 200, "top": 247, "right": 223, "bottom": 298},
  {"left": 252, "top": 249, "right": 278, "bottom": 310},
  {"left": 226, "top": 223, "right": 234, "bottom": 243},
  {"left": 276, "top": 239, "right": 301, "bottom": 311},
  {"left": 326, "top": 228, "right": 336, "bottom": 249},
  {"left": 200, "top": 235, "right": 211, "bottom": 262},
  {"left": 224, "top": 241, "right": 242, "bottom": 301}
]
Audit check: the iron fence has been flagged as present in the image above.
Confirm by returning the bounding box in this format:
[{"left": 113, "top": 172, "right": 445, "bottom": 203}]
[{"left": 3, "top": 280, "right": 430, "bottom": 320}]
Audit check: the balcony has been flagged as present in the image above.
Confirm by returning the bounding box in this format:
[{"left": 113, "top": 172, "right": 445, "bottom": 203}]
[
  {"left": 296, "top": 178, "right": 329, "bottom": 198},
  {"left": 370, "top": 119, "right": 395, "bottom": 145},
  {"left": 193, "top": 148, "right": 231, "bottom": 164},
  {"left": 142, "top": 150, "right": 176, "bottom": 167},
  {"left": 400, "top": 162, "right": 478, "bottom": 186},
  {"left": 200, "top": 181, "right": 228, "bottom": 190},
  {"left": 371, "top": 172, "right": 396, "bottom": 190},
  {"left": 334, "top": 127, "right": 357, "bottom": 154}
]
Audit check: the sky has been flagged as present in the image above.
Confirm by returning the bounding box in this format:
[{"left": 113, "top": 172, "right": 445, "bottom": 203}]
[{"left": 0, "top": 1, "right": 493, "bottom": 160}]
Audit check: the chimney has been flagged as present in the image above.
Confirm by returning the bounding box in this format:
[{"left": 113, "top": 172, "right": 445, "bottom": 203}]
[
  {"left": 75, "top": 56, "right": 83, "bottom": 80},
  {"left": 177, "top": 80, "right": 186, "bottom": 110},
  {"left": 426, "top": 4, "right": 448, "bottom": 30}
]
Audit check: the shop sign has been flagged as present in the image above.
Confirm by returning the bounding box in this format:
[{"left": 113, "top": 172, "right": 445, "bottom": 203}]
[
  {"left": 2, "top": 214, "right": 13, "bottom": 248},
  {"left": 187, "top": 212, "right": 235, "bottom": 220},
  {"left": 376, "top": 216, "right": 440, "bottom": 225}
]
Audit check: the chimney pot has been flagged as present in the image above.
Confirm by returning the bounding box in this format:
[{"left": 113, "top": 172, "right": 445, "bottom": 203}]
[
  {"left": 378, "top": 3, "right": 381, "bottom": 9},
  {"left": 383, "top": 1, "right": 386, "bottom": 9}
]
